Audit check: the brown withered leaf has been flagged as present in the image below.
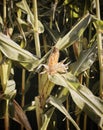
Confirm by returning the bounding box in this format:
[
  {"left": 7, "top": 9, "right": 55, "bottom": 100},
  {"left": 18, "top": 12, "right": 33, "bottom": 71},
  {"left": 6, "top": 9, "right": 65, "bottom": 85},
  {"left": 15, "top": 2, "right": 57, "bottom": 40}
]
[{"left": 13, "top": 100, "right": 32, "bottom": 130}]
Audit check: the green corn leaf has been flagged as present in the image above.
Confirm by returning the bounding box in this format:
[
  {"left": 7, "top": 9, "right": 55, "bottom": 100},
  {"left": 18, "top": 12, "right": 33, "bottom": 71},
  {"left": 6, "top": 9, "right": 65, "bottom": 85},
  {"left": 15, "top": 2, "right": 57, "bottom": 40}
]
[
  {"left": 68, "top": 85, "right": 103, "bottom": 129},
  {"left": 55, "top": 13, "right": 92, "bottom": 50},
  {"left": 49, "top": 73, "right": 80, "bottom": 90},
  {"left": 0, "top": 16, "right": 4, "bottom": 26},
  {"left": 0, "top": 59, "right": 12, "bottom": 91},
  {"left": 23, "top": 101, "right": 36, "bottom": 112},
  {"left": 4, "top": 80, "right": 16, "bottom": 100},
  {"left": 0, "top": 33, "right": 39, "bottom": 71},
  {"left": 49, "top": 73, "right": 103, "bottom": 129},
  {"left": 92, "top": 15, "right": 103, "bottom": 30}
]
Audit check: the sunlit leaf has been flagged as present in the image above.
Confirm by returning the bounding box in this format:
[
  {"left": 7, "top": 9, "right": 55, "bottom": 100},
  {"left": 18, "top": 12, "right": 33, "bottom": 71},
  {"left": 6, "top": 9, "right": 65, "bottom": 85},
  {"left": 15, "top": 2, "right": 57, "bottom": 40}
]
[
  {"left": 55, "top": 13, "right": 92, "bottom": 50},
  {"left": 49, "top": 73, "right": 68, "bottom": 88},
  {"left": 0, "top": 33, "right": 39, "bottom": 71},
  {"left": 69, "top": 4, "right": 79, "bottom": 18},
  {"left": 4, "top": 80, "right": 16, "bottom": 100},
  {"left": 64, "top": 0, "right": 69, "bottom": 5},
  {"left": 92, "top": 15, "right": 103, "bottom": 31},
  {"left": 49, "top": 73, "right": 103, "bottom": 129},
  {"left": 49, "top": 72, "right": 79, "bottom": 90},
  {"left": 0, "top": 16, "right": 4, "bottom": 26},
  {"left": 23, "top": 101, "right": 36, "bottom": 112},
  {"left": 17, "top": 9, "right": 28, "bottom": 26},
  {"left": 0, "top": 60, "right": 12, "bottom": 90}
]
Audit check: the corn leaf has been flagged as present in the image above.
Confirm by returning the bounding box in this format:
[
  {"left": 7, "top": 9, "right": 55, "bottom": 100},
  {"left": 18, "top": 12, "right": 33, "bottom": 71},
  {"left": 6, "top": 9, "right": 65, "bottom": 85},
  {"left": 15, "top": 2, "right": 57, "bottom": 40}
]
[
  {"left": 41, "top": 107, "right": 55, "bottom": 130},
  {"left": 49, "top": 73, "right": 103, "bottom": 129},
  {"left": 4, "top": 80, "right": 16, "bottom": 98},
  {"left": 71, "top": 41, "right": 97, "bottom": 75},
  {"left": 23, "top": 101, "right": 36, "bottom": 112},
  {"left": 92, "top": 15, "right": 103, "bottom": 30},
  {"left": 16, "top": 0, "right": 44, "bottom": 33},
  {"left": 68, "top": 85, "right": 103, "bottom": 129},
  {"left": 0, "top": 33, "right": 39, "bottom": 71},
  {"left": 55, "top": 13, "right": 92, "bottom": 50},
  {"left": 0, "top": 60, "right": 12, "bottom": 91},
  {"left": 47, "top": 95, "right": 80, "bottom": 130}
]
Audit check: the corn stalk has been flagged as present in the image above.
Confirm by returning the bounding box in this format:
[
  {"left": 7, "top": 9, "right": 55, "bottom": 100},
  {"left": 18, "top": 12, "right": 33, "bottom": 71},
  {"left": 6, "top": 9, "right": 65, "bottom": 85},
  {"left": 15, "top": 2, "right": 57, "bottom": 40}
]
[{"left": 95, "top": 0, "right": 103, "bottom": 99}]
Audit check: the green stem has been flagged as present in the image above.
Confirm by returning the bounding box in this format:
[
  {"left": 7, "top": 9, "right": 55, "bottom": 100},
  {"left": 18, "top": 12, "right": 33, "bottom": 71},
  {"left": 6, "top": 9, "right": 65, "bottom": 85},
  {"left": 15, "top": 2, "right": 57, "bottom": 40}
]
[
  {"left": 33, "top": 1, "right": 41, "bottom": 129},
  {"left": 35, "top": 96, "right": 42, "bottom": 130},
  {"left": 95, "top": 0, "right": 103, "bottom": 98},
  {"left": 33, "top": 0, "right": 41, "bottom": 58}
]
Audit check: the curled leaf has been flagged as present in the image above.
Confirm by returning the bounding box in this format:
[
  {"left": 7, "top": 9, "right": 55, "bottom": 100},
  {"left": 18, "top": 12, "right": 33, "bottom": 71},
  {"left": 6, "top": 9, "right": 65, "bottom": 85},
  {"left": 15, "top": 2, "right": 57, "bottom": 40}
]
[{"left": 16, "top": 0, "right": 44, "bottom": 33}]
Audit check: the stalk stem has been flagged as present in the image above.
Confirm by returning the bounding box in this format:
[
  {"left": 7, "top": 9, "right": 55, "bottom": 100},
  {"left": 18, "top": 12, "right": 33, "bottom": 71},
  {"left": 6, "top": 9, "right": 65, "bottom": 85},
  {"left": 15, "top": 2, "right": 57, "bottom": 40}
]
[
  {"left": 3, "top": 0, "right": 6, "bottom": 25},
  {"left": 21, "top": 69, "right": 26, "bottom": 130},
  {"left": 21, "top": 69, "right": 25, "bottom": 108},
  {"left": 3, "top": 1, "right": 9, "bottom": 129},
  {"left": 33, "top": 1, "right": 41, "bottom": 129},
  {"left": 95, "top": 0, "right": 103, "bottom": 98},
  {"left": 33, "top": 0, "right": 41, "bottom": 58}
]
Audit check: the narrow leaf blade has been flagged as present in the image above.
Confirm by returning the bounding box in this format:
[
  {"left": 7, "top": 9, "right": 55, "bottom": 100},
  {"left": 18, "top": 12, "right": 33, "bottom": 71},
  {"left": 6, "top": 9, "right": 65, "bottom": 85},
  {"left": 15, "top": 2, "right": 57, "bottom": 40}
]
[
  {"left": 56, "top": 13, "right": 92, "bottom": 50},
  {"left": 47, "top": 96, "right": 80, "bottom": 130},
  {"left": 41, "top": 108, "right": 55, "bottom": 130},
  {"left": 0, "top": 33, "right": 39, "bottom": 71}
]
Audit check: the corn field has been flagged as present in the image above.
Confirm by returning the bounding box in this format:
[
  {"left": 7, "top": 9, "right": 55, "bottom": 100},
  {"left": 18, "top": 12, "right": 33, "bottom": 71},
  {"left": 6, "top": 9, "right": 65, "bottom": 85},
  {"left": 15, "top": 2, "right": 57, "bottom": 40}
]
[{"left": 0, "top": 0, "right": 103, "bottom": 130}]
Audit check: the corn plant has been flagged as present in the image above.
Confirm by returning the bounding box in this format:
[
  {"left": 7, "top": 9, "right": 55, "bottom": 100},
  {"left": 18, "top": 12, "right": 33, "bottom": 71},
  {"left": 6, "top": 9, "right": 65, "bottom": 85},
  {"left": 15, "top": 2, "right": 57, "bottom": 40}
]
[{"left": 0, "top": 0, "right": 103, "bottom": 130}]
